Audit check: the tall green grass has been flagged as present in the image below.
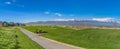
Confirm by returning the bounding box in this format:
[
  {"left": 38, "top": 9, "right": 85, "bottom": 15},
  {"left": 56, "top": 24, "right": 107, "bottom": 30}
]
[
  {"left": 0, "top": 27, "right": 44, "bottom": 49},
  {"left": 23, "top": 26, "right": 120, "bottom": 49},
  {"left": 0, "top": 28, "right": 17, "bottom": 49}
]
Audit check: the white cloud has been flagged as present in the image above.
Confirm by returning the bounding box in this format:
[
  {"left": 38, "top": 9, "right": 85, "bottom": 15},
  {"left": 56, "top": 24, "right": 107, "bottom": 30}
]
[
  {"left": 55, "top": 13, "right": 62, "bottom": 16},
  {"left": 5, "top": 1, "right": 11, "bottom": 5},
  {"left": 54, "top": 19, "right": 75, "bottom": 21},
  {"left": 92, "top": 18, "right": 114, "bottom": 22},
  {"left": 44, "top": 11, "right": 50, "bottom": 14},
  {"left": 5, "top": 0, "right": 24, "bottom": 8}
]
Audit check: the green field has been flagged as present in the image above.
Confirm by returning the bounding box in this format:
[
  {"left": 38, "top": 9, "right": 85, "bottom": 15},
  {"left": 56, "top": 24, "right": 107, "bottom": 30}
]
[
  {"left": 0, "top": 27, "right": 43, "bottom": 49},
  {"left": 23, "top": 26, "right": 120, "bottom": 49}
]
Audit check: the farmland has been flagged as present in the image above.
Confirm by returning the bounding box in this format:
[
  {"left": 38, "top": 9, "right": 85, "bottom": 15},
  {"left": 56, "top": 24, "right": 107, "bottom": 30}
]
[
  {"left": 0, "top": 27, "right": 43, "bottom": 49},
  {"left": 23, "top": 26, "right": 120, "bottom": 49}
]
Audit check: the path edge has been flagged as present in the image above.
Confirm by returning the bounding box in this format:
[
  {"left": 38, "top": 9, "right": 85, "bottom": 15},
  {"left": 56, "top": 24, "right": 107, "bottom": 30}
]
[{"left": 20, "top": 27, "right": 86, "bottom": 49}]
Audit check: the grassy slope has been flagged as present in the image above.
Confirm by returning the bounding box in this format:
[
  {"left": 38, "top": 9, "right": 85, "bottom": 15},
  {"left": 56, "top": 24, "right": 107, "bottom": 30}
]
[
  {"left": 23, "top": 26, "right": 120, "bottom": 49},
  {"left": 1, "top": 27, "right": 44, "bottom": 49}
]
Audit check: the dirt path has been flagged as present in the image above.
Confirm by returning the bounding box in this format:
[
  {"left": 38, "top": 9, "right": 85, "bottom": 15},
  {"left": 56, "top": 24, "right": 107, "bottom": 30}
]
[{"left": 19, "top": 27, "right": 85, "bottom": 49}]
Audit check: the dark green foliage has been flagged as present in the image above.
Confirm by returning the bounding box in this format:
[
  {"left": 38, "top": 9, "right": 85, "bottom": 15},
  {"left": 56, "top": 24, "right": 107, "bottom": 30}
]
[
  {"left": 2, "top": 21, "right": 8, "bottom": 27},
  {"left": 1, "top": 21, "right": 26, "bottom": 27},
  {"left": 9, "top": 22, "right": 15, "bottom": 26}
]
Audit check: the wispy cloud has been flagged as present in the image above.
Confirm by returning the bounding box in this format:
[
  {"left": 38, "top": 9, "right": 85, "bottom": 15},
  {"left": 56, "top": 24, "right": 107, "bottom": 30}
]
[
  {"left": 55, "top": 13, "right": 62, "bottom": 16},
  {"left": 54, "top": 18, "right": 75, "bottom": 21},
  {"left": 4, "top": 0, "right": 24, "bottom": 8},
  {"left": 44, "top": 11, "right": 50, "bottom": 14},
  {"left": 92, "top": 18, "right": 114, "bottom": 22},
  {"left": 5, "top": 1, "right": 12, "bottom": 5}
]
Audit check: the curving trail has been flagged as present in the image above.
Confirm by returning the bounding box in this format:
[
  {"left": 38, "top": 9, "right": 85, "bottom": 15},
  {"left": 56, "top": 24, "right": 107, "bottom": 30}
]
[{"left": 19, "top": 27, "right": 85, "bottom": 49}]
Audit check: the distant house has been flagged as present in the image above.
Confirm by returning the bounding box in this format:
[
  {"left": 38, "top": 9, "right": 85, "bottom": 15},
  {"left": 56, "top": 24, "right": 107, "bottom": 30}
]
[{"left": 0, "top": 22, "right": 3, "bottom": 27}]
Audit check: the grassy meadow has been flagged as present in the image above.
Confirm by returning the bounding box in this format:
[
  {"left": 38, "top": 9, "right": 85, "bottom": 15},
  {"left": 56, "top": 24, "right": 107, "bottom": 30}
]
[
  {"left": 0, "top": 27, "right": 43, "bottom": 49},
  {"left": 23, "top": 26, "right": 120, "bottom": 49}
]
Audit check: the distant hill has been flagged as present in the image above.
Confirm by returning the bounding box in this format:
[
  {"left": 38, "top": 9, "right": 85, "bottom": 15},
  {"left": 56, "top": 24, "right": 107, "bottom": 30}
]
[{"left": 26, "top": 20, "right": 120, "bottom": 27}]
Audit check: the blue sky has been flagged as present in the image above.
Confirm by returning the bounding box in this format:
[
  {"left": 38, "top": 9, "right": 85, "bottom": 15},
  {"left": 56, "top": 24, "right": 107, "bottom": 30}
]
[{"left": 0, "top": 0, "right": 120, "bottom": 23}]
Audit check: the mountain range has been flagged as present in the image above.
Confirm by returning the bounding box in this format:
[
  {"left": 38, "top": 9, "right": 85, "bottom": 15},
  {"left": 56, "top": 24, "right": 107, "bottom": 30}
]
[{"left": 26, "top": 20, "right": 120, "bottom": 27}]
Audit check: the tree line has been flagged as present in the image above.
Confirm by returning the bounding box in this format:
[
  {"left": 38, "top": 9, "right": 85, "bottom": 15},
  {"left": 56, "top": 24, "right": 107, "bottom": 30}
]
[{"left": 1, "top": 21, "right": 25, "bottom": 27}]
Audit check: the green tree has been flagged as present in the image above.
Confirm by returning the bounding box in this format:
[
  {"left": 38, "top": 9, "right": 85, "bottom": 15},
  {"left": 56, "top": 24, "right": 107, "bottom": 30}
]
[
  {"left": 9, "top": 22, "right": 15, "bottom": 26},
  {"left": 2, "top": 21, "right": 8, "bottom": 27}
]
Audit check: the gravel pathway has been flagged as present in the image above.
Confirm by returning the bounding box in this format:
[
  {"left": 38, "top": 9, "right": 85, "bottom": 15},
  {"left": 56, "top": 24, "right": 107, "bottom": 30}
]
[{"left": 19, "top": 27, "right": 85, "bottom": 49}]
